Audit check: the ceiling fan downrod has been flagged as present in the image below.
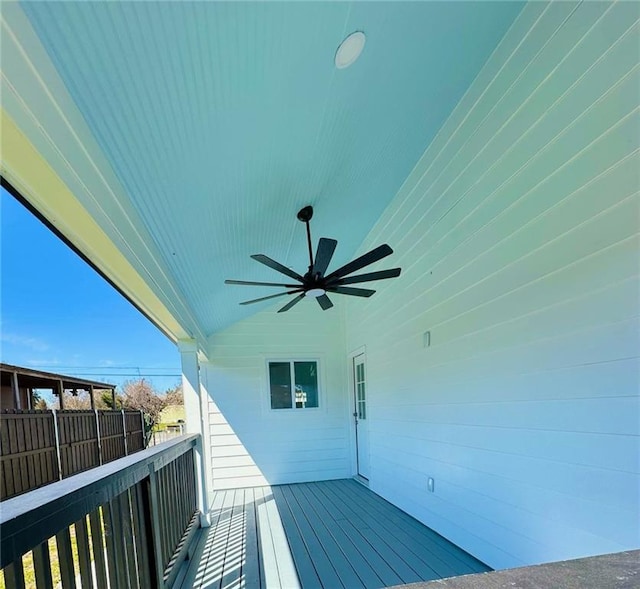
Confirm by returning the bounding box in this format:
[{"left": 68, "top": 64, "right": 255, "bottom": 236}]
[{"left": 297, "top": 205, "right": 315, "bottom": 274}]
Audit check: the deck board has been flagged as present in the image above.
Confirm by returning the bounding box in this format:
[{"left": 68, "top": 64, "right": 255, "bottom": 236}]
[
  {"left": 336, "top": 480, "right": 487, "bottom": 575},
  {"left": 286, "top": 483, "right": 366, "bottom": 589},
  {"left": 306, "top": 483, "right": 408, "bottom": 587},
  {"left": 181, "top": 479, "right": 490, "bottom": 589},
  {"left": 317, "top": 481, "right": 443, "bottom": 581},
  {"left": 332, "top": 481, "right": 467, "bottom": 578},
  {"left": 300, "top": 483, "right": 390, "bottom": 588},
  {"left": 278, "top": 484, "right": 343, "bottom": 588},
  {"left": 270, "top": 486, "right": 323, "bottom": 589},
  {"left": 308, "top": 482, "right": 425, "bottom": 583},
  {"left": 243, "top": 488, "right": 261, "bottom": 589}
]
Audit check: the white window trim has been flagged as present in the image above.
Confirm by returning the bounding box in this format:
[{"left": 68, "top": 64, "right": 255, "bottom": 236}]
[{"left": 264, "top": 358, "right": 322, "bottom": 413}]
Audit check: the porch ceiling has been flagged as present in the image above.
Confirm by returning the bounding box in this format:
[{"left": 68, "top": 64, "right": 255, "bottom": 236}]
[{"left": 1, "top": 2, "right": 522, "bottom": 342}]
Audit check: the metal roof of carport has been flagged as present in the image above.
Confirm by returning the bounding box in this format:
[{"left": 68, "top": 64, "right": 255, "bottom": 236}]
[{"left": 0, "top": 363, "right": 115, "bottom": 391}]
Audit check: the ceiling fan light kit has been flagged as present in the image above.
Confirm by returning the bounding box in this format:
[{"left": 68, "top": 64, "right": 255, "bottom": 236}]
[
  {"left": 335, "top": 31, "right": 366, "bottom": 69},
  {"left": 225, "top": 206, "right": 402, "bottom": 313}
]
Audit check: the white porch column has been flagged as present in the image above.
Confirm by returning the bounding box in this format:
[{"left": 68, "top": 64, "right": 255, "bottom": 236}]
[{"left": 178, "top": 339, "right": 211, "bottom": 527}]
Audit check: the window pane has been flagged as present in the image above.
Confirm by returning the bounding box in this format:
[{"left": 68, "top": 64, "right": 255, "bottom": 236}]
[
  {"left": 269, "top": 362, "right": 292, "bottom": 409},
  {"left": 294, "top": 362, "right": 318, "bottom": 408}
]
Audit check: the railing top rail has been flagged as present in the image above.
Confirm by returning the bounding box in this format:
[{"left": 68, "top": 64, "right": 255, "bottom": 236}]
[{"left": 0, "top": 433, "right": 199, "bottom": 568}]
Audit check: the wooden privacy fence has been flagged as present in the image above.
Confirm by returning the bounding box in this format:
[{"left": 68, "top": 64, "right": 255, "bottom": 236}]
[
  {"left": 0, "top": 409, "right": 145, "bottom": 500},
  {"left": 0, "top": 435, "right": 200, "bottom": 589}
]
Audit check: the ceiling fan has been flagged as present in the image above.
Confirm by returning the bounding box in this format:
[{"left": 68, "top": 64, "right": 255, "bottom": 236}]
[{"left": 225, "top": 205, "right": 401, "bottom": 313}]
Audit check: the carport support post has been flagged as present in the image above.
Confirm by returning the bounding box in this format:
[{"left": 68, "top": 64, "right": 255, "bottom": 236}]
[
  {"left": 57, "top": 379, "right": 65, "bottom": 410},
  {"left": 11, "top": 371, "right": 21, "bottom": 409},
  {"left": 178, "top": 339, "right": 211, "bottom": 527}
]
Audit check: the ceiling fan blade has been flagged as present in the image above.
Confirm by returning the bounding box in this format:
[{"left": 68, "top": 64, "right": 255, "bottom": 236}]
[
  {"left": 316, "top": 293, "right": 334, "bottom": 310},
  {"left": 327, "top": 267, "right": 401, "bottom": 286},
  {"left": 277, "top": 293, "right": 306, "bottom": 313},
  {"left": 324, "top": 244, "right": 393, "bottom": 281},
  {"left": 239, "top": 290, "right": 302, "bottom": 305},
  {"left": 326, "top": 286, "right": 375, "bottom": 298},
  {"left": 225, "top": 279, "right": 301, "bottom": 288},
  {"left": 250, "top": 254, "right": 304, "bottom": 282},
  {"left": 313, "top": 238, "right": 338, "bottom": 277}
]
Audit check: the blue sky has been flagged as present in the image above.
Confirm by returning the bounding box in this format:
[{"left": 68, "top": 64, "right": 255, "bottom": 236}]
[{"left": 0, "top": 187, "right": 181, "bottom": 398}]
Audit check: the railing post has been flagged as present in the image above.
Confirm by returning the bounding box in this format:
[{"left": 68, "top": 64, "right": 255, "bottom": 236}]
[
  {"left": 51, "top": 410, "right": 63, "bottom": 481},
  {"left": 122, "top": 410, "right": 128, "bottom": 455},
  {"left": 194, "top": 437, "right": 210, "bottom": 526},
  {"left": 178, "top": 340, "right": 211, "bottom": 527}
]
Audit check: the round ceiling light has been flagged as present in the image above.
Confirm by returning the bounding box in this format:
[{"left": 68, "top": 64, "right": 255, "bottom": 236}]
[
  {"left": 305, "top": 288, "right": 326, "bottom": 298},
  {"left": 335, "top": 31, "right": 366, "bottom": 69}
]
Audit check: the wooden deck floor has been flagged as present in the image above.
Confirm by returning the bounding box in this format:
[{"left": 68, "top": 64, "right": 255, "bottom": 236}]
[{"left": 180, "top": 479, "right": 489, "bottom": 589}]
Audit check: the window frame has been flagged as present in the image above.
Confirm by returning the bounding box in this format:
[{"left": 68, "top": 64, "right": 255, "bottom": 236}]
[{"left": 265, "top": 358, "right": 322, "bottom": 412}]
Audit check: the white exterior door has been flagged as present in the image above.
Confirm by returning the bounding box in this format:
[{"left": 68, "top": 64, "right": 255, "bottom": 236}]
[{"left": 353, "top": 353, "right": 369, "bottom": 479}]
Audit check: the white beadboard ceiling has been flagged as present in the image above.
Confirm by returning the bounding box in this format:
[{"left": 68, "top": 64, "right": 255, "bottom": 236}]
[{"left": 5, "top": 1, "right": 523, "bottom": 339}]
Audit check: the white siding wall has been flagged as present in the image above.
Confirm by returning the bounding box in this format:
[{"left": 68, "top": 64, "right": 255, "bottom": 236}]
[
  {"left": 203, "top": 301, "right": 350, "bottom": 490},
  {"left": 344, "top": 1, "right": 640, "bottom": 571}
]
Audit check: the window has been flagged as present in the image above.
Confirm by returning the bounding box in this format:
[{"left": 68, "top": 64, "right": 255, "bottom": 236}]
[{"left": 268, "top": 361, "right": 319, "bottom": 410}]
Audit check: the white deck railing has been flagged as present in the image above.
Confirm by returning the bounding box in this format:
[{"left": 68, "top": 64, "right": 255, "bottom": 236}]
[{"left": 0, "top": 434, "right": 202, "bottom": 588}]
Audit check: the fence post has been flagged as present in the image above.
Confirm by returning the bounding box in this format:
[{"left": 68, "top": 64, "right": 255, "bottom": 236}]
[
  {"left": 95, "top": 410, "right": 103, "bottom": 466},
  {"left": 122, "top": 410, "right": 128, "bottom": 455},
  {"left": 140, "top": 410, "right": 146, "bottom": 449},
  {"left": 51, "top": 410, "right": 63, "bottom": 481}
]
